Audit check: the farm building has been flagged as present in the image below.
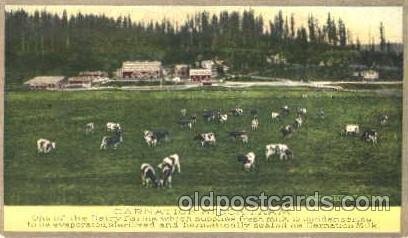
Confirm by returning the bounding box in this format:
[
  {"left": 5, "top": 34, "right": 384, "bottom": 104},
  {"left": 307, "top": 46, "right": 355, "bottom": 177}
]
[
  {"left": 362, "top": 70, "right": 379, "bottom": 80},
  {"left": 201, "top": 60, "right": 218, "bottom": 78},
  {"left": 174, "top": 64, "right": 189, "bottom": 79},
  {"left": 120, "top": 61, "right": 162, "bottom": 80},
  {"left": 66, "top": 71, "right": 110, "bottom": 88},
  {"left": 24, "top": 76, "right": 67, "bottom": 90},
  {"left": 353, "top": 69, "right": 379, "bottom": 81},
  {"left": 190, "top": 69, "right": 212, "bottom": 83},
  {"left": 267, "top": 53, "right": 288, "bottom": 65},
  {"left": 79, "top": 71, "right": 108, "bottom": 77}
]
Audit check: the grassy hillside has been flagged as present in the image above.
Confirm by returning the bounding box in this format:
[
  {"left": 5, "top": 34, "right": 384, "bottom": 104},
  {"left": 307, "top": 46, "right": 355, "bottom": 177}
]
[{"left": 4, "top": 88, "right": 402, "bottom": 205}]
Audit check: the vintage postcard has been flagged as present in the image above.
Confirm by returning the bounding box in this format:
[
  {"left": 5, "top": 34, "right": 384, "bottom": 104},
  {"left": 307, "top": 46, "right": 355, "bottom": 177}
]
[{"left": 2, "top": 2, "right": 406, "bottom": 236}]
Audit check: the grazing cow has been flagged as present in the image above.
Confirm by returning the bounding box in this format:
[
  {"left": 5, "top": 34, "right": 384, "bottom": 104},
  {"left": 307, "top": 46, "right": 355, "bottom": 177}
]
[
  {"left": 106, "top": 122, "right": 121, "bottom": 132},
  {"left": 297, "top": 107, "right": 307, "bottom": 117},
  {"left": 218, "top": 113, "right": 228, "bottom": 123},
  {"left": 203, "top": 110, "right": 217, "bottom": 122},
  {"left": 294, "top": 117, "right": 303, "bottom": 128},
  {"left": 180, "top": 108, "right": 187, "bottom": 117},
  {"left": 379, "top": 114, "right": 389, "bottom": 126},
  {"left": 191, "top": 113, "right": 198, "bottom": 124},
  {"left": 271, "top": 112, "right": 280, "bottom": 121},
  {"left": 160, "top": 163, "right": 174, "bottom": 188},
  {"left": 281, "top": 105, "right": 290, "bottom": 116},
  {"left": 318, "top": 108, "right": 325, "bottom": 119},
  {"left": 100, "top": 129, "right": 123, "bottom": 150},
  {"left": 237, "top": 152, "right": 256, "bottom": 171},
  {"left": 144, "top": 132, "right": 157, "bottom": 147},
  {"left": 265, "top": 144, "right": 293, "bottom": 160},
  {"left": 362, "top": 129, "right": 378, "bottom": 144},
  {"left": 178, "top": 119, "right": 193, "bottom": 129},
  {"left": 280, "top": 148, "right": 294, "bottom": 160},
  {"left": 158, "top": 154, "right": 181, "bottom": 174},
  {"left": 37, "top": 138, "right": 56, "bottom": 153},
  {"left": 344, "top": 124, "right": 360, "bottom": 136},
  {"left": 151, "top": 129, "right": 170, "bottom": 142},
  {"left": 229, "top": 131, "right": 248, "bottom": 143},
  {"left": 141, "top": 163, "right": 159, "bottom": 188},
  {"left": 281, "top": 125, "right": 295, "bottom": 138},
  {"left": 194, "top": 132, "right": 216, "bottom": 147},
  {"left": 251, "top": 117, "right": 259, "bottom": 130},
  {"left": 85, "top": 122, "right": 95, "bottom": 135},
  {"left": 230, "top": 107, "right": 244, "bottom": 116}
]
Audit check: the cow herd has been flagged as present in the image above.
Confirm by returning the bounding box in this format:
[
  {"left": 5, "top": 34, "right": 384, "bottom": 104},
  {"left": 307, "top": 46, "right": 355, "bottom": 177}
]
[{"left": 35, "top": 103, "right": 390, "bottom": 190}]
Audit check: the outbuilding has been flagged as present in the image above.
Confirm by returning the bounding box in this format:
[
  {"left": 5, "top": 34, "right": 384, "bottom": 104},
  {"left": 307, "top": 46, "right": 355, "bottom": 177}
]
[
  {"left": 189, "top": 69, "right": 212, "bottom": 83},
  {"left": 24, "top": 76, "right": 67, "bottom": 90}
]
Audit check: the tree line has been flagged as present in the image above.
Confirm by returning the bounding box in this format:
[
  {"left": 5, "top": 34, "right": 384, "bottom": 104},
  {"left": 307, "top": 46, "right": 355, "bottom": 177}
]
[{"left": 6, "top": 9, "right": 402, "bottom": 86}]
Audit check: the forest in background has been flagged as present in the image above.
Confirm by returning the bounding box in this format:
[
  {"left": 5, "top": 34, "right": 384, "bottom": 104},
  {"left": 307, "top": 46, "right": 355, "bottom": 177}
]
[{"left": 5, "top": 9, "right": 403, "bottom": 89}]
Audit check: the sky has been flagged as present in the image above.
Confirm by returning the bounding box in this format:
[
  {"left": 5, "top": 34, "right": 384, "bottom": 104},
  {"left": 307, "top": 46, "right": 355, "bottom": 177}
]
[{"left": 6, "top": 5, "right": 403, "bottom": 44}]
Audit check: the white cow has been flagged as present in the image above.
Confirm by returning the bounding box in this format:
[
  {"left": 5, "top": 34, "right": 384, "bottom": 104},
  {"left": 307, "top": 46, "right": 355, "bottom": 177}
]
[
  {"left": 265, "top": 144, "right": 291, "bottom": 160},
  {"left": 100, "top": 131, "right": 123, "bottom": 150},
  {"left": 106, "top": 122, "right": 121, "bottom": 132},
  {"left": 218, "top": 114, "right": 228, "bottom": 123},
  {"left": 37, "top": 138, "right": 56, "bottom": 153},
  {"left": 240, "top": 134, "right": 249, "bottom": 144},
  {"left": 158, "top": 154, "right": 181, "bottom": 174},
  {"left": 345, "top": 124, "right": 360, "bottom": 136},
  {"left": 251, "top": 118, "right": 259, "bottom": 130},
  {"left": 297, "top": 107, "right": 307, "bottom": 116},
  {"left": 85, "top": 122, "right": 95, "bottom": 135},
  {"left": 294, "top": 117, "right": 303, "bottom": 128},
  {"left": 271, "top": 112, "right": 280, "bottom": 120}
]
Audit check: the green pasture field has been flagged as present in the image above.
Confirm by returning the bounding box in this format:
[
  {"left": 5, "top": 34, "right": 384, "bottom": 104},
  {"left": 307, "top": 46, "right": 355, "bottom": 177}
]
[{"left": 4, "top": 87, "right": 402, "bottom": 205}]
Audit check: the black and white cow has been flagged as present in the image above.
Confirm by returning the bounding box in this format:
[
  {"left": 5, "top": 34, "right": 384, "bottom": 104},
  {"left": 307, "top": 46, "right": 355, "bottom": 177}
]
[
  {"left": 217, "top": 112, "right": 228, "bottom": 123},
  {"left": 100, "top": 129, "right": 123, "bottom": 150},
  {"left": 297, "top": 107, "right": 307, "bottom": 117},
  {"left": 379, "top": 114, "right": 389, "bottom": 126},
  {"left": 190, "top": 113, "right": 198, "bottom": 124},
  {"left": 194, "top": 132, "right": 216, "bottom": 147},
  {"left": 178, "top": 119, "right": 193, "bottom": 129},
  {"left": 265, "top": 144, "right": 293, "bottom": 160},
  {"left": 230, "top": 107, "right": 244, "bottom": 116},
  {"left": 106, "top": 122, "right": 121, "bottom": 132},
  {"left": 152, "top": 129, "right": 170, "bottom": 142},
  {"left": 158, "top": 153, "right": 181, "bottom": 174},
  {"left": 229, "top": 131, "right": 249, "bottom": 143},
  {"left": 144, "top": 130, "right": 157, "bottom": 147},
  {"left": 361, "top": 129, "right": 378, "bottom": 144},
  {"left": 237, "top": 152, "right": 256, "bottom": 171},
  {"left": 37, "top": 138, "right": 56, "bottom": 153},
  {"left": 281, "top": 125, "right": 295, "bottom": 138},
  {"left": 251, "top": 117, "right": 259, "bottom": 130},
  {"left": 294, "top": 116, "right": 303, "bottom": 128},
  {"left": 203, "top": 110, "right": 217, "bottom": 122},
  {"left": 281, "top": 105, "right": 290, "bottom": 116},
  {"left": 317, "top": 108, "right": 326, "bottom": 119},
  {"left": 160, "top": 163, "right": 174, "bottom": 188},
  {"left": 85, "top": 122, "right": 95, "bottom": 135},
  {"left": 140, "top": 163, "right": 159, "bottom": 188}
]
